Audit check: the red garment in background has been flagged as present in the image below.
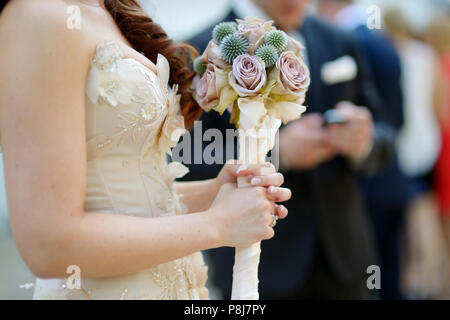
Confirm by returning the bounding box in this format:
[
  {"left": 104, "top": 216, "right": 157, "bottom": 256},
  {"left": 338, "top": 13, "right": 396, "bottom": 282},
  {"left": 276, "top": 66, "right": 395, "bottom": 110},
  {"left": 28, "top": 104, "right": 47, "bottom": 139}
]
[{"left": 435, "top": 53, "right": 450, "bottom": 215}]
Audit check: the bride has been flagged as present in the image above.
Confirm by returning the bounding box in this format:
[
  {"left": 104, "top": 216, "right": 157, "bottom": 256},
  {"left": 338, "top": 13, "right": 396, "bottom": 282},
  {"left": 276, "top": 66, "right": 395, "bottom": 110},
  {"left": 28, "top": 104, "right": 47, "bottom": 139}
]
[{"left": 0, "top": 0, "right": 291, "bottom": 299}]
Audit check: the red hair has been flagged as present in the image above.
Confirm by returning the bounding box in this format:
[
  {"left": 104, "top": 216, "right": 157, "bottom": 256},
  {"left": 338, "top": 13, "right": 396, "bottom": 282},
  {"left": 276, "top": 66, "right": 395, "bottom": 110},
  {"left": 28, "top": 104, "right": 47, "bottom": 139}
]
[{"left": 104, "top": 0, "right": 202, "bottom": 128}]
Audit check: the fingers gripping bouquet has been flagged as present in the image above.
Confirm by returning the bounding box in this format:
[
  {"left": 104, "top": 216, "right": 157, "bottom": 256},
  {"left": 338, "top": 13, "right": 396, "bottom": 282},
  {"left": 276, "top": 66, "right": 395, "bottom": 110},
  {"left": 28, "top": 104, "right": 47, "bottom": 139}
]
[{"left": 193, "top": 17, "right": 310, "bottom": 300}]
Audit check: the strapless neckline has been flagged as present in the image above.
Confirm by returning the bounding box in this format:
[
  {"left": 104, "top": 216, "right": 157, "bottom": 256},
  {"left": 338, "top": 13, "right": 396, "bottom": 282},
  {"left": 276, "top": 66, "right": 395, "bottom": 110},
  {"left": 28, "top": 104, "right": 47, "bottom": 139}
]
[
  {"left": 32, "top": 38, "right": 209, "bottom": 300},
  {"left": 95, "top": 39, "right": 159, "bottom": 79},
  {"left": 0, "top": 40, "right": 163, "bottom": 155}
]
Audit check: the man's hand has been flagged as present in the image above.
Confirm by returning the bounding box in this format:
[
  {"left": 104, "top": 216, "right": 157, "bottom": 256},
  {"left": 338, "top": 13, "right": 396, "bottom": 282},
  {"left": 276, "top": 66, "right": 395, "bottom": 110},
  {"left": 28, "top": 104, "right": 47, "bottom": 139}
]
[
  {"left": 279, "top": 113, "right": 335, "bottom": 170},
  {"left": 324, "top": 102, "right": 374, "bottom": 161}
]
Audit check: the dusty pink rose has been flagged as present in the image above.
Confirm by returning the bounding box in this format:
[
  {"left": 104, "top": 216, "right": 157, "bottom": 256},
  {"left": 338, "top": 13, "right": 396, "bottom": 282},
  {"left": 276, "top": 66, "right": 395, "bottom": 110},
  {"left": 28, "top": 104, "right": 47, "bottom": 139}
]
[
  {"left": 200, "top": 40, "right": 228, "bottom": 70},
  {"left": 274, "top": 51, "right": 310, "bottom": 97},
  {"left": 195, "top": 68, "right": 220, "bottom": 111},
  {"left": 286, "top": 37, "right": 305, "bottom": 56},
  {"left": 236, "top": 17, "right": 275, "bottom": 54},
  {"left": 229, "top": 54, "right": 267, "bottom": 97}
]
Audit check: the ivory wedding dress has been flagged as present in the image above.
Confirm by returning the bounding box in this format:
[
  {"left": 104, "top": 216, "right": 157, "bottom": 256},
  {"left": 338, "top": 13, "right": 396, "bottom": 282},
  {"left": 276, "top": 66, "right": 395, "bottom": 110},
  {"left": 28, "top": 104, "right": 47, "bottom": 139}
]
[{"left": 27, "top": 39, "right": 209, "bottom": 299}]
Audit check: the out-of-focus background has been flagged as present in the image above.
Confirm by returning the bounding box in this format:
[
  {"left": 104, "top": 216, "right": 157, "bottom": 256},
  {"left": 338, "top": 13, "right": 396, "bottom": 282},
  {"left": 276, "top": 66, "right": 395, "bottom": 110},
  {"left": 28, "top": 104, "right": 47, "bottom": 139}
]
[
  {"left": 143, "top": 0, "right": 448, "bottom": 42},
  {"left": 1, "top": 0, "right": 449, "bottom": 299}
]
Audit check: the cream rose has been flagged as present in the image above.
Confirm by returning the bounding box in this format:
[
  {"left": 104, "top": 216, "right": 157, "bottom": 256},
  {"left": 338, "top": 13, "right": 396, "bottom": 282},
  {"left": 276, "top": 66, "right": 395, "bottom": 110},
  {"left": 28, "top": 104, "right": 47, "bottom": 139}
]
[
  {"left": 229, "top": 54, "right": 267, "bottom": 97},
  {"left": 236, "top": 17, "right": 275, "bottom": 54},
  {"left": 286, "top": 37, "right": 305, "bottom": 56}
]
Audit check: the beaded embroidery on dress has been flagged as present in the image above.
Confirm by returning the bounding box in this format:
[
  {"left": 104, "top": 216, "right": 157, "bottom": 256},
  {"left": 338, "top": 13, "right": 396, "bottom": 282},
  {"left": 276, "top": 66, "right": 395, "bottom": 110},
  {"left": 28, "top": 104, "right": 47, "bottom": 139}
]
[{"left": 31, "top": 40, "right": 209, "bottom": 300}]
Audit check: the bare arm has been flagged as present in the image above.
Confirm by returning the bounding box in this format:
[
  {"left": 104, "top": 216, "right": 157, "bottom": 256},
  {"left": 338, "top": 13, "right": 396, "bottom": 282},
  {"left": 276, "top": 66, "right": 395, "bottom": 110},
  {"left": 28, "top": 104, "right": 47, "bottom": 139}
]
[
  {"left": 174, "top": 179, "right": 219, "bottom": 213},
  {"left": 0, "top": 1, "right": 224, "bottom": 279},
  {"left": 0, "top": 1, "right": 289, "bottom": 280},
  {"left": 174, "top": 161, "right": 292, "bottom": 214}
]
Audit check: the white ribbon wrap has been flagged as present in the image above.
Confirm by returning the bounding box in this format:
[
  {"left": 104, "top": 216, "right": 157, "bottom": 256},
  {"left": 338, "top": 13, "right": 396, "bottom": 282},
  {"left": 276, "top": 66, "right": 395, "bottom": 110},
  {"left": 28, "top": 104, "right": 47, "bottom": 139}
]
[{"left": 231, "top": 102, "right": 282, "bottom": 299}]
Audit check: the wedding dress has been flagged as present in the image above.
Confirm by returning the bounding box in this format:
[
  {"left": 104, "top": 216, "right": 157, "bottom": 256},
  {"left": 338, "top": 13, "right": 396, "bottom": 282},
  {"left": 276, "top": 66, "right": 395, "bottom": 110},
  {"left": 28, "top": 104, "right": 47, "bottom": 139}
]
[{"left": 28, "top": 39, "right": 208, "bottom": 299}]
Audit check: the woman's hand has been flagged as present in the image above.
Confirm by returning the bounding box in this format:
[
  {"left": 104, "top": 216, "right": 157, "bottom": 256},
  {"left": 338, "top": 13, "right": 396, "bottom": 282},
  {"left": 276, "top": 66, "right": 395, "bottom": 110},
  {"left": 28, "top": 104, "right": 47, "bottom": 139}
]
[
  {"left": 215, "top": 160, "right": 291, "bottom": 218},
  {"left": 208, "top": 183, "right": 283, "bottom": 248}
]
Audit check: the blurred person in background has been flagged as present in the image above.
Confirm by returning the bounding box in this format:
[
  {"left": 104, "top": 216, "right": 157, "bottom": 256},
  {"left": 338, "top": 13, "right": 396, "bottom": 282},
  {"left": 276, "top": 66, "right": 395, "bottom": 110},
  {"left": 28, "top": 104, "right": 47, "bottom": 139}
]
[
  {"left": 428, "top": 15, "right": 450, "bottom": 298},
  {"left": 316, "top": 0, "right": 414, "bottom": 300},
  {"left": 384, "top": 9, "right": 446, "bottom": 299},
  {"left": 181, "top": 0, "right": 396, "bottom": 299}
]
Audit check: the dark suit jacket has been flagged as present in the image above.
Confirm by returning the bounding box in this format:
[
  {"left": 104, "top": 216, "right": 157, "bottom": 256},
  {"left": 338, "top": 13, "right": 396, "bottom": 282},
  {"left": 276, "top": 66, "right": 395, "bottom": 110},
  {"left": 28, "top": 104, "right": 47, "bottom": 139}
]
[{"left": 181, "top": 12, "right": 395, "bottom": 298}]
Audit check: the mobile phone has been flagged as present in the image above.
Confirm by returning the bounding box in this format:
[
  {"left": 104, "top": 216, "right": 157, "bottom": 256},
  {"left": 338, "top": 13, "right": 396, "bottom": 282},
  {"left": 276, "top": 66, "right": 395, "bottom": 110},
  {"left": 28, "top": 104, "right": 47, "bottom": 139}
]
[{"left": 322, "top": 109, "right": 348, "bottom": 127}]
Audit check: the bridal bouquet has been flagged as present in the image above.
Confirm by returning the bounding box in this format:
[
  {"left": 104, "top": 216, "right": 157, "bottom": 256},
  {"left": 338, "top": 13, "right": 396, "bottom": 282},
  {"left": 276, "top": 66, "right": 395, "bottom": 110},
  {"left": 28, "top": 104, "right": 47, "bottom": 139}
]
[
  {"left": 193, "top": 17, "right": 310, "bottom": 300},
  {"left": 194, "top": 17, "right": 309, "bottom": 130}
]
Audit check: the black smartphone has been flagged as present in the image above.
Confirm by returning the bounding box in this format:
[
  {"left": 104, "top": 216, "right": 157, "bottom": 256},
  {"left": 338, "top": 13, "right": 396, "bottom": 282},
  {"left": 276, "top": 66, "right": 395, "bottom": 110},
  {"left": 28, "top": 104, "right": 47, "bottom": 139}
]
[{"left": 322, "top": 109, "right": 348, "bottom": 127}]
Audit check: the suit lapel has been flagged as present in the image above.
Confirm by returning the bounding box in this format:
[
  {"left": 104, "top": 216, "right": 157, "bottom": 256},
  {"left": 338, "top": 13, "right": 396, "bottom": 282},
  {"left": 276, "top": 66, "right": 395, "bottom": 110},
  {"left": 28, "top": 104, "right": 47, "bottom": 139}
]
[{"left": 301, "top": 18, "right": 327, "bottom": 114}]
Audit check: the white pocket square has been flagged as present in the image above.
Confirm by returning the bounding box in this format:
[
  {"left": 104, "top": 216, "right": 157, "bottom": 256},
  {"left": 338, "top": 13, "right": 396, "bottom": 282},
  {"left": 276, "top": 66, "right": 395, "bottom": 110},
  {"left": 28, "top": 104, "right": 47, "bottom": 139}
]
[{"left": 321, "top": 55, "right": 358, "bottom": 85}]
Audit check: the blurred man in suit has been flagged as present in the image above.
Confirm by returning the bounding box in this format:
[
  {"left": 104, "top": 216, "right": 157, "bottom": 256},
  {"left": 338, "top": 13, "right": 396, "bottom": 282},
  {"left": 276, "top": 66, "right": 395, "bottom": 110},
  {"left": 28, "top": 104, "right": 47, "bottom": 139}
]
[
  {"left": 179, "top": 0, "right": 395, "bottom": 299},
  {"left": 316, "top": 0, "right": 414, "bottom": 299}
]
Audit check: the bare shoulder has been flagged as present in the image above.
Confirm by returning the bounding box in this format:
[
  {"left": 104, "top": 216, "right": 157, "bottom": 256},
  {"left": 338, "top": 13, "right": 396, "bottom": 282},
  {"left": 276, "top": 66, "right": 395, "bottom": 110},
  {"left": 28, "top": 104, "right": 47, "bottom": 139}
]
[
  {"left": 0, "top": 0, "right": 100, "bottom": 70},
  {"left": 0, "top": 0, "right": 105, "bottom": 124},
  {"left": 0, "top": 0, "right": 81, "bottom": 36}
]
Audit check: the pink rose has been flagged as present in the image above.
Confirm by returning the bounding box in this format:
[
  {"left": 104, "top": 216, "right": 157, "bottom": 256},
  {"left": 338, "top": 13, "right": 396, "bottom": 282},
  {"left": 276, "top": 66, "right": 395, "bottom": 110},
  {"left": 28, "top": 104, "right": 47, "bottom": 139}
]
[
  {"left": 195, "top": 68, "right": 220, "bottom": 111},
  {"left": 200, "top": 40, "right": 228, "bottom": 70},
  {"left": 286, "top": 37, "right": 305, "bottom": 57},
  {"left": 274, "top": 51, "right": 310, "bottom": 97},
  {"left": 236, "top": 17, "right": 275, "bottom": 54},
  {"left": 229, "top": 54, "right": 267, "bottom": 97}
]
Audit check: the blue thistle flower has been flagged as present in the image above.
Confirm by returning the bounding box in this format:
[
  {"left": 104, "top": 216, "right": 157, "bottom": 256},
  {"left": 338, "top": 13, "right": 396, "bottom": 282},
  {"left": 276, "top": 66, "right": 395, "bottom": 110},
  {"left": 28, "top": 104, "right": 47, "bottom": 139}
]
[
  {"left": 212, "top": 22, "right": 238, "bottom": 44},
  {"left": 265, "top": 30, "right": 288, "bottom": 52},
  {"left": 256, "top": 44, "right": 279, "bottom": 68},
  {"left": 193, "top": 56, "right": 206, "bottom": 75},
  {"left": 220, "top": 34, "right": 249, "bottom": 64}
]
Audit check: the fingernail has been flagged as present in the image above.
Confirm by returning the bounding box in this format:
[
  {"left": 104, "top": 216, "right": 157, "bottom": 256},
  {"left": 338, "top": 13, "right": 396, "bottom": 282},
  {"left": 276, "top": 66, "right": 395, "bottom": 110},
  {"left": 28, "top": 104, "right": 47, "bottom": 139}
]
[
  {"left": 236, "top": 164, "right": 248, "bottom": 174},
  {"left": 268, "top": 186, "right": 278, "bottom": 193},
  {"left": 251, "top": 177, "right": 262, "bottom": 185}
]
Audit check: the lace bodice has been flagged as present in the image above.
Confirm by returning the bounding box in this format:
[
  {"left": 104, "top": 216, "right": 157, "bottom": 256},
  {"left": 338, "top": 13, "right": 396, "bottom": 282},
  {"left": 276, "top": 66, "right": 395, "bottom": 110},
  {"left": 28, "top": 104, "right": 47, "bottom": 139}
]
[
  {"left": 29, "top": 40, "right": 208, "bottom": 300},
  {"left": 83, "top": 40, "right": 189, "bottom": 218}
]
